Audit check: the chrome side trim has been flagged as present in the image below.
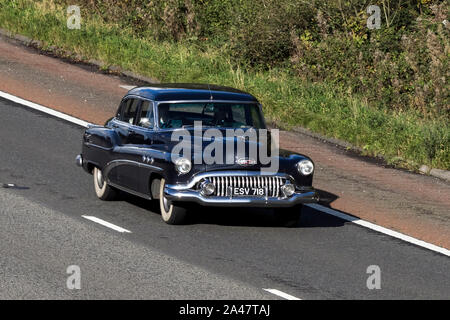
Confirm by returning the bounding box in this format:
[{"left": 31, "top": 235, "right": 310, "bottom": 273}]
[
  {"left": 84, "top": 142, "right": 113, "bottom": 151},
  {"left": 108, "top": 182, "right": 152, "bottom": 200},
  {"left": 103, "top": 159, "right": 163, "bottom": 184},
  {"left": 114, "top": 145, "right": 170, "bottom": 160}
]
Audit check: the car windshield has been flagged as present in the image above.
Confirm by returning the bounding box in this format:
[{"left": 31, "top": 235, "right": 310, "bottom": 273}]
[{"left": 157, "top": 102, "right": 265, "bottom": 129}]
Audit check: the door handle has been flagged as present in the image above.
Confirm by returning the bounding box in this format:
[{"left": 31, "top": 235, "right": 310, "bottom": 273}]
[{"left": 128, "top": 129, "right": 136, "bottom": 134}]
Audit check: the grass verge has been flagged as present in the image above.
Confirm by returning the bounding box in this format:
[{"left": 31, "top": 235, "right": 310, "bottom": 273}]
[{"left": 0, "top": 0, "right": 448, "bottom": 170}]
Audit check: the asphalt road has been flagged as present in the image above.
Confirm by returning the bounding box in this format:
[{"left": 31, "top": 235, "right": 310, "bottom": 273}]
[{"left": 0, "top": 98, "right": 449, "bottom": 299}]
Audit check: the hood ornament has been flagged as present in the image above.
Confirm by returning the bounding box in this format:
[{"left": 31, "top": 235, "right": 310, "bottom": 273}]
[{"left": 236, "top": 158, "right": 257, "bottom": 166}]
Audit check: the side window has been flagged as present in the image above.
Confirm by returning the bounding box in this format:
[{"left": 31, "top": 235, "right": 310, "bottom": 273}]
[
  {"left": 116, "top": 99, "right": 129, "bottom": 119},
  {"left": 122, "top": 99, "right": 139, "bottom": 124},
  {"left": 137, "top": 100, "right": 154, "bottom": 129}
]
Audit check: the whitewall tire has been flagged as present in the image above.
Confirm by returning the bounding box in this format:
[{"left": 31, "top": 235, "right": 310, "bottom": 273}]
[
  {"left": 159, "top": 178, "right": 188, "bottom": 225},
  {"left": 93, "top": 167, "right": 117, "bottom": 201}
]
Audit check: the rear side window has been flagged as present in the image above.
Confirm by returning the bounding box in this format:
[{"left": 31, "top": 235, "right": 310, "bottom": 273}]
[
  {"left": 137, "top": 101, "right": 154, "bottom": 128},
  {"left": 121, "top": 99, "right": 140, "bottom": 124}
]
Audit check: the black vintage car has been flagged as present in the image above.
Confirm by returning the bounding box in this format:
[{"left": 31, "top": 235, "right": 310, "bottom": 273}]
[{"left": 76, "top": 84, "right": 319, "bottom": 225}]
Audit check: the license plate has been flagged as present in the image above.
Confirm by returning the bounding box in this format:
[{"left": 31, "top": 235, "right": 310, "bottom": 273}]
[{"left": 231, "top": 187, "right": 266, "bottom": 197}]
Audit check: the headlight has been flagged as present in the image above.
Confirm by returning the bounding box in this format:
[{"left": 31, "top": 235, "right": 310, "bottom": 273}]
[
  {"left": 175, "top": 158, "right": 192, "bottom": 174},
  {"left": 281, "top": 182, "right": 296, "bottom": 197},
  {"left": 200, "top": 180, "right": 215, "bottom": 196},
  {"left": 297, "top": 159, "right": 314, "bottom": 175}
]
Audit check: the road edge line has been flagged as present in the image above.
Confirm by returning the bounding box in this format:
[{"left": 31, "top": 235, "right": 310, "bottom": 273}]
[
  {"left": 0, "top": 90, "right": 90, "bottom": 128},
  {"left": 307, "top": 203, "right": 450, "bottom": 257}
]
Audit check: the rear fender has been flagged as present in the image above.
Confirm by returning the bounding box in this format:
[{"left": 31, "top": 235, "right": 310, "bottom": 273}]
[{"left": 82, "top": 126, "right": 119, "bottom": 170}]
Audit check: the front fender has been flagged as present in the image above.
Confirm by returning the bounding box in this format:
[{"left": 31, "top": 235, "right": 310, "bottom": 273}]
[{"left": 277, "top": 149, "right": 314, "bottom": 187}]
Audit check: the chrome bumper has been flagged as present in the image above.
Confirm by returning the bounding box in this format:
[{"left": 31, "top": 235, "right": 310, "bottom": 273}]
[
  {"left": 76, "top": 154, "right": 83, "bottom": 167},
  {"left": 164, "top": 186, "right": 319, "bottom": 207}
]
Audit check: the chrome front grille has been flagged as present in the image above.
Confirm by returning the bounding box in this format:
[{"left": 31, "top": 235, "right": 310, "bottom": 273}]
[{"left": 208, "top": 176, "right": 285, "bottom": 197}]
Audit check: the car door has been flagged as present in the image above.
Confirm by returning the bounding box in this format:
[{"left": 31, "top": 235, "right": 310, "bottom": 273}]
[
  {"left": 132, "top": 100, "right": 160, "bottom": 196},
  {"left": 114, "top": 97, "right": 142, "bottom": 192},
  {"left": 104, "top": 98, "right": 132, "bottom": 186}
]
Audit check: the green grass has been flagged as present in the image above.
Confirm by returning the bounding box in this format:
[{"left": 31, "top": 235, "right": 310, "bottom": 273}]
[{"left": 0, "top": 0, "right": 448, "bottom": 170}]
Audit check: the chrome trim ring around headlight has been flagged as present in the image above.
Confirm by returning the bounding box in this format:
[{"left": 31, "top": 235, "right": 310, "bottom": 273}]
[
  {"left": 297, "top": 160, "right": 314, "bottom": 176},
  {"left": 174, "top": 158, "right": 192, "bottom": 175},
  {"left": 281, "top": 181, "right": 295, "bottom": 197},
  {"left": 200, "top": 180, "right": 215, "bottom": 196}
]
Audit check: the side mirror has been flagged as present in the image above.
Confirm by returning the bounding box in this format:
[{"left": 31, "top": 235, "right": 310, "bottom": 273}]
[{"left": 140, "top": 118, "right": 153, "bottom": 129}]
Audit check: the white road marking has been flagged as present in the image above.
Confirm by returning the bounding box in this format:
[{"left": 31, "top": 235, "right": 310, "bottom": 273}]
[
  {"left": 0, "top": 90, "right": 90, "bottom": 128},
  {"left": 82, "top": 215, "right": 131, "bottom": 233},
  {"left": 119, "top": 85, "right": 136, "bottom": 91},
  {"left": 307, "top": 204, "right": 450, "bottom": 257},
  {"left": 263, "top": 289, "right": 301, "bottom": 300},
  {"left": 1, "top": 90, "right": 449, "bottom": 256}
]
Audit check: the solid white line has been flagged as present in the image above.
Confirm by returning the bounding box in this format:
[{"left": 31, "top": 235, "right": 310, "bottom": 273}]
[
  {"left": 1, "top": 89, "right": 449, "bottom": 256},
  {"left": 263, "top": 289, "right": 301, "bottom": 300},
  {"left": 307, "top": 203, "right": 450, "bottom": 257},
  {"left": 82, "top": 215, "right": 131, "bottom": 233},
  {"left": 0, "top": 90, "right": 90, "bottom": 128},
  {"left": 119, "top": 85, "right": 136, "bottom": 91}
]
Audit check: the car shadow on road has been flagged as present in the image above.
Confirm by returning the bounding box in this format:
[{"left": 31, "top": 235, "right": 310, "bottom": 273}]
[
  {"left": 119, "top": 188, "right": 348, "bottom": 229},
  {"left": 316, "top": 189, "right": 339, "bottom": 207}
]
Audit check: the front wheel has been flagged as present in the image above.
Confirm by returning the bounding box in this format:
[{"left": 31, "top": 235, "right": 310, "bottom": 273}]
[
  {"left": 273, "top": 205, "right": 303, "bottom": 227},
  {"left": 93, "top": 167, "right": 117, "bottom": 200},
  {"left": 159, "top": 178, "right": 188, "bottom": 225}
]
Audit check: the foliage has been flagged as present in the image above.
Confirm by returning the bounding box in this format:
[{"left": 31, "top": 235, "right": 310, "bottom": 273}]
[{"left": 0, "top": 0, "right": 448, "bottom": 169}]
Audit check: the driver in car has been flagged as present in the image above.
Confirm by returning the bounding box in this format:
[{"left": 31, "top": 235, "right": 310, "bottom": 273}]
[
  {"left": 159, "top": 105, "right": 171, "bottom": 128},
  {"left": 214, "top": 106, "right": 232, "bottom": 127}
]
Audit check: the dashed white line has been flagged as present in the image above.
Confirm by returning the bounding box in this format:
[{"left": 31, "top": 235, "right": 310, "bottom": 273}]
[
  {"left": 82, "top": 215, "right": 131, "bottom": 233},
  {"left": 1, "top": 89, "right": 449, "bottom": 256},
  {"left": 263, "top": 289, "right": 301, "bottom": 300},
  {"left": 0, "top": 90, "right": 90, "bottom": 128},
  {"left": 119, "top": 85, "right": 137, "bottom": 91},
  {"left": 307, "top": 203, "right": 450, "bottom": 257}
]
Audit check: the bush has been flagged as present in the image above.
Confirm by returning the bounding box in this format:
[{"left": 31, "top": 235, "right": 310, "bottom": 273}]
[
  {"left": 51, "top": 0, "right": 448, "bottom": 120},
  {"left": 3, "top": 0, "right": 447, "bottom": 168}
]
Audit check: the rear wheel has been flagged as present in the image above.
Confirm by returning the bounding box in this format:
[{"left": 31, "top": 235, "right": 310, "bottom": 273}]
[
  {"left": 274, "top": 205, "right": 303, "bottom": 227},
  {"left": 159, "top": 178, "right": 188, "bottom": 225},
  {"left": 93, "top": 167, "right": 117, "bottom": 200}
]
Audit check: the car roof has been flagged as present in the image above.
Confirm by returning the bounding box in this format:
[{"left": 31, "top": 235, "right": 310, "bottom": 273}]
[{"left": 126, "top": 83, "right": 258, "bottom": 102}]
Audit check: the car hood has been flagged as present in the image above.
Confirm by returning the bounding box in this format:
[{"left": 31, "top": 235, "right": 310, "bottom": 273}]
[{"left": 154, "top": 128, "right": 308, "bottom": 173}]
